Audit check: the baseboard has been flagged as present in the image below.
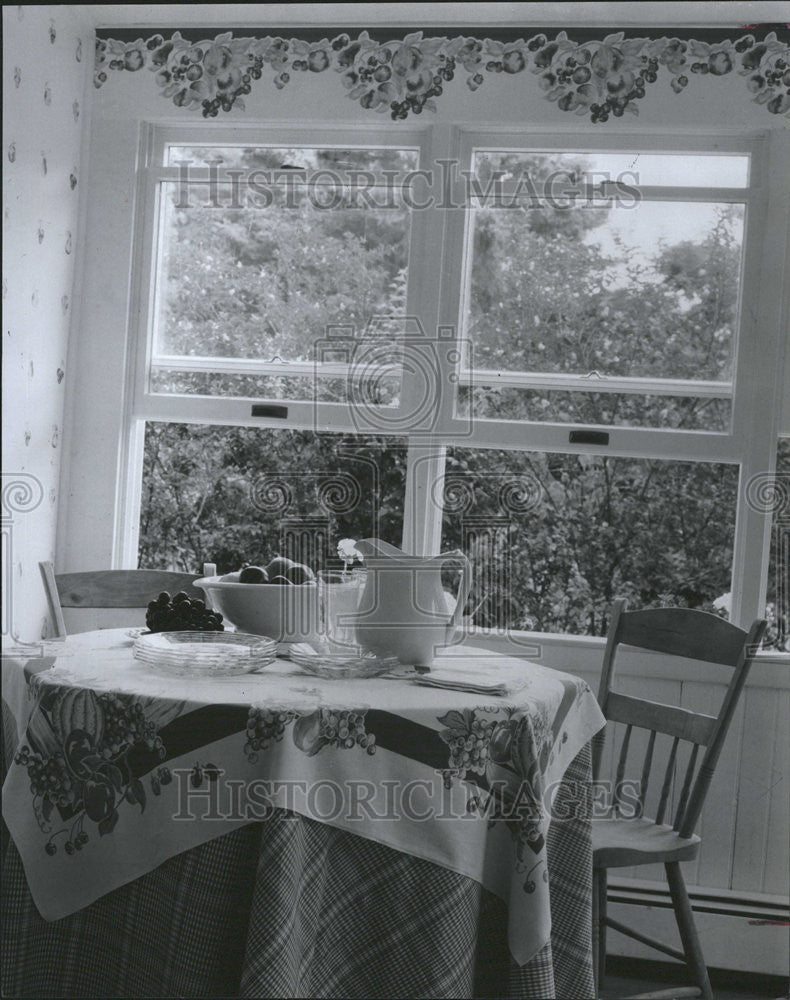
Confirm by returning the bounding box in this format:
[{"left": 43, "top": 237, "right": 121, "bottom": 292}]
[
  {"left": 606, "top": 878, "right": 790, "bottom": 977},
  {"left": 604, "top": 955, "right": 789, "bottom": 997}
]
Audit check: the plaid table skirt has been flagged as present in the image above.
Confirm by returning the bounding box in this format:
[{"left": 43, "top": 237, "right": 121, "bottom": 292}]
[{"left": 2, "top": 700, "right": 594, "bottom": 1000}]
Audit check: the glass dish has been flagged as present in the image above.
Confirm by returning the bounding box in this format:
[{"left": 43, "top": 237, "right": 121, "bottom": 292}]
[
  {"left": 133, "top": 631, "right": 277, "bottom": 676},
  {"left": 289, "top": 642, "right": 400, "bottom": 680}
]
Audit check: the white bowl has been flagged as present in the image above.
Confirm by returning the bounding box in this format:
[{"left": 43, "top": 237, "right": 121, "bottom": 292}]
[{"left": 194, "top": 573, "right": 318, "bottom": 644}]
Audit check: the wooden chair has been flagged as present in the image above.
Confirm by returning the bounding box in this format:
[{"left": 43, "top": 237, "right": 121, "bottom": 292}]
[
  {"left": 39, "top": 562, "right": 216, "bottom": 637},
  {"left": 592, "top": 599, "right": 767, "bottom": 1000}
]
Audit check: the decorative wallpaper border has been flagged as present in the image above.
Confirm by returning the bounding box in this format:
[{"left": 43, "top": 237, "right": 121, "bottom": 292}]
[{"left": 94, "top": 29, "right": 790, "bottom": 122}]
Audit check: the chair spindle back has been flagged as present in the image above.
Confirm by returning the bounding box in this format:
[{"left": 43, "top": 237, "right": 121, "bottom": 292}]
[{"left": 595, "top": 599, "right": 767, "bottom": 837}]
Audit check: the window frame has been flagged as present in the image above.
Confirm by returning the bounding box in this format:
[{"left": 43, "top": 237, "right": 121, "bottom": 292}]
[{"left": 119, "top": 121, "right": 787, "bottom": 633}]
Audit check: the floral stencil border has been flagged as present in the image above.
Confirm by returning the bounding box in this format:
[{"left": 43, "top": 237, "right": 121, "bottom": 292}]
[{"left": 94, "top": 30, "right": 790, "bottom": 122}]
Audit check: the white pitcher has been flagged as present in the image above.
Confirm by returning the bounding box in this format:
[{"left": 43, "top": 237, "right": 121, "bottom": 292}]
[{"left": 350, "top": 538, "right": 473, "bottom": 669}]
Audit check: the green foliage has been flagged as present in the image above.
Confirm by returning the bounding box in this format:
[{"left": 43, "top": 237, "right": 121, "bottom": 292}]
[
  {"left": 442, "top": 449, "right": 738, "bottom": 637},
  {"left": 139, "top": 425, "right": 406, "bottom": 574},
  {"left": 160, "top": 198, "right": 408, "bottom": 361},
  {"left": 764, "top": 439, "right": 789, "bottom": 651}
]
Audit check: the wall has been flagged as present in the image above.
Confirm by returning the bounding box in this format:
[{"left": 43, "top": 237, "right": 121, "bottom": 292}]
[{"left": 2, "top": 5, "right": 92, "bottom": 643}]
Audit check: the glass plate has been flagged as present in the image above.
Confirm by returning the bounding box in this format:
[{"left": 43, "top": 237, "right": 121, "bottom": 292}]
[
  {"left": 289, "top": 642, "right": 400, "bottom": 679},
  {"left": 133, "top": 631, "right": 277, "bottom": 676}
]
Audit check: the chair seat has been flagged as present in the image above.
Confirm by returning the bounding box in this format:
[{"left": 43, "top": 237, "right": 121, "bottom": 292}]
[{"left": 593, "top": 816, "right": 701, "bottom": 868}]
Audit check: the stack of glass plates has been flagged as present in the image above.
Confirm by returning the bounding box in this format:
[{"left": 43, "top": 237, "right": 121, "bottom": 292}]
[
  {"left": 289, "top": 642, "right": 400, "bottom": 679},
  {"left": 133, "top": 631, "right": 277, "bottom": 676}
]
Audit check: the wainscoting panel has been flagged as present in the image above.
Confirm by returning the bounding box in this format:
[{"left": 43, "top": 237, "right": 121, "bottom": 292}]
[
  {"left": 731, "top": 685, "right": 782, "bottom": 893},
  {"left": 761, "top": 687, "right": 790, "bottom": 897}
]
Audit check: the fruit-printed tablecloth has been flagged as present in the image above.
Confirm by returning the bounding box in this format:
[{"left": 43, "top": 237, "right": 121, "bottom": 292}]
[{"left": 1, "top": 630, "right": 605, "bottom": 970}]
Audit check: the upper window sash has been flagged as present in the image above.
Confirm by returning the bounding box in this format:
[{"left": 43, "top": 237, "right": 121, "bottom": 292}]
[
  {"left": 440, "top": 129, "right": 767, "bottom": 444},
  {"left": 132, "top": 123, "right": 454, "bottom": 438}
]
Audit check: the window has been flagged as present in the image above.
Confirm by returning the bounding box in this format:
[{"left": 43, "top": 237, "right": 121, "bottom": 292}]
[
  {"left": 141, "top": 134, "right": 420, "bottom": 417},
  {"left": 129, "top": 125, "right": 784, "bottom": 638},
  {"left": 454, "top": 145, "right": 750, "bottom": 435}
]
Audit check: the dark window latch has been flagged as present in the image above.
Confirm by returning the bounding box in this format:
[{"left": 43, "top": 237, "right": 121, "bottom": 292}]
[
  {"left": 569, "top": 429, "right": 610, "bottom": 446},
  {"left": 251, "top": 404, "right": 288, "bottom": 419}
]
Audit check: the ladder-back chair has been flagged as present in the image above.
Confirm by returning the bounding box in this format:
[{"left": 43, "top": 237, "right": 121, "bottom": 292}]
[
  {"left": 39, "top": 562, "right": 216, "bottom": 637},
  {"left": 592, "top": 599, "right": 767, "bottom": 1000}
]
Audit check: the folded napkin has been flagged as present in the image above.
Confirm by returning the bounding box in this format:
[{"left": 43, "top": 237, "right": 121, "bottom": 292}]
[{"left": 412, "top": 668, "right": 526, "bottom": 696}]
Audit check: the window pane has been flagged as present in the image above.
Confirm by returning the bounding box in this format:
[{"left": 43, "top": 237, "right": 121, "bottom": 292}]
[
  {"left": 464, "top": 196, "right": 745, "bottom": 384},
  {"left": 474, "top": 151, "right": 750, "bottom": 188},
  {"left": 458, "top": 386, "right": 731, "bottom": 431},
  {"left": 165, "top": 145, "right": 419, "bottom": 174},
  {"left": 151, "top": 179, "right": 411, "bottom": 390},
  {"left": 764, "top": 439, "right": 790, "bottom": 651},
  {"left": 441, "top": 448, "right": 738, "bottom": 636},
  {"left": 139, "top": 424, "right": 406, "bottom": 573}
]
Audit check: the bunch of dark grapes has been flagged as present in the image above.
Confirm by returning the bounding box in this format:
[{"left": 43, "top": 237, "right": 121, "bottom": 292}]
[
  {"left": 245, "top": 707, "right": 298, "bottom": 762},
  {"left": 146, "top": 591, "right": 224, "bottom": 632},
  {"left": 98, "top": 693, "right": 165, "bottom": 758},
  {"left": 15, "top": 747, "right": 76, "bottom": 808},
  {"left": 444, "top": 717, "right": 495, "bottom": 776},
  {"left": 319, "top": 709, "right": 376, "bottom": 754}
]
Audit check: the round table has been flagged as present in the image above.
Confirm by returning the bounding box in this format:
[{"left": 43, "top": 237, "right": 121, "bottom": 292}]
[{"left": 2, "top": 630, "right": 604, "bottom": 998}]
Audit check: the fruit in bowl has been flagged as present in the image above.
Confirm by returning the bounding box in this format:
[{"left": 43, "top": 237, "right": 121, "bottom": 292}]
[
  {"left": 239, "top": 565, "right": 268, "bottom": 584},
  {"left": 236, "top": 557, "right": 316, "bottom": 586},
  {"left": 267, "top": 556, "right": 314, "bottom": 582},
  {"left": 195, "top": 559, "right": 318, "bottom": 643}
]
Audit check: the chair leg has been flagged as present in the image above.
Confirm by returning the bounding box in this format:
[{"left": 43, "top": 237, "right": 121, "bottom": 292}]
[{"left": 665, "top": 861, "right": 713, "bottom": 1000}]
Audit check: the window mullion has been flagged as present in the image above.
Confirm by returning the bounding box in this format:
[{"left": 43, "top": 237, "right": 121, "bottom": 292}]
[
  {"left": 403, "top": 442, "right": 447, "bottom": 556},
  {"left": 728, "top": 131, "right": 789, "bottom": 627},
  {"left": 116, "top": 419, "right": 147, "bottom": 569},
  {"left": 400, "top": 125, "right": 456, "bottom": 555}
]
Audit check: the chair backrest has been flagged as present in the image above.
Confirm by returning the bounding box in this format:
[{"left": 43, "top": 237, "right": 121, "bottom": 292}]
[
  {"left": 39, "top": 563, "right": 213, "bottom": 637},
  {"left": 593, "top": 599, "right": 767, "bottom": 839}
]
